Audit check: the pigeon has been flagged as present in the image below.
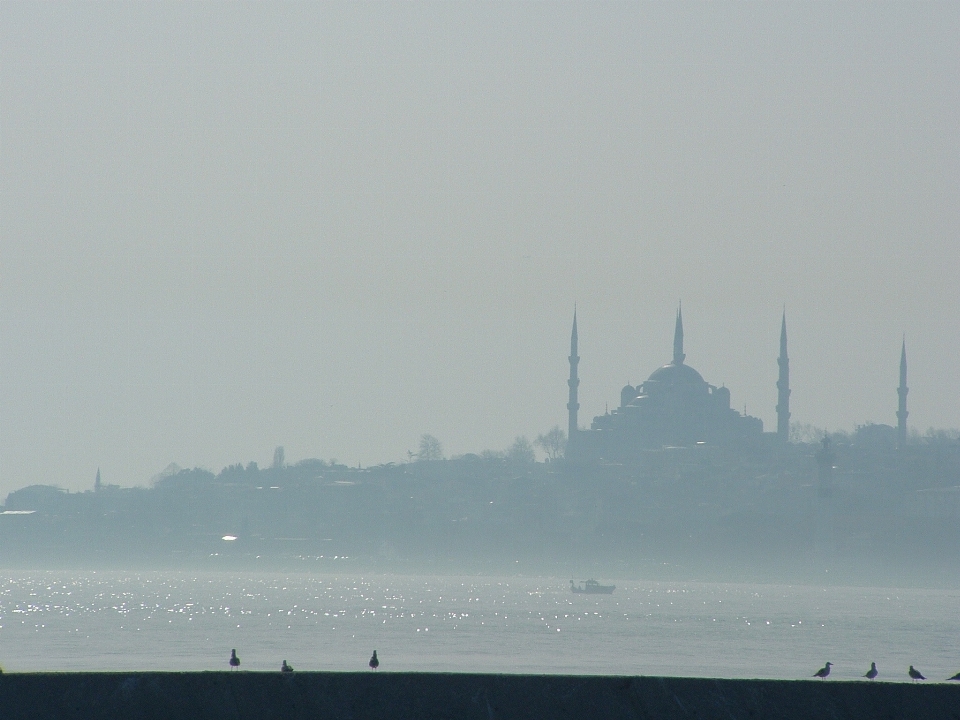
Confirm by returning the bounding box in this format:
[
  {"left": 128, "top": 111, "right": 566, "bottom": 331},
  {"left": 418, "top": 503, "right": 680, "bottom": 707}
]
[
  {"left": 864, "top": 662, "right": 878, "bottom": 680},
  {"left": 281, "top": 660, "right": 294, "bottom": 673},
  {"left": 813, "top": 662, "right": 832, "bottom": 679},
  {"left": 229, "top": 649, "right": 240, "bottom": 670},
  {"left": 369, "top": 650, "right": 379, "bottom": 670},
  {"left": 908, "top": 666, "right": 925, "bottom": 681},
  {"left": 946, "top": 671, "right": 960, "bottom": 681}
]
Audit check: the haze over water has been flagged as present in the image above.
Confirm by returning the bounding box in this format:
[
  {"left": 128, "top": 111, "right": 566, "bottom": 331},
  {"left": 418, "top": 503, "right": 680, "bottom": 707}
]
[{"left": 1, "top": 572, "right": 957, "bottom": 680}]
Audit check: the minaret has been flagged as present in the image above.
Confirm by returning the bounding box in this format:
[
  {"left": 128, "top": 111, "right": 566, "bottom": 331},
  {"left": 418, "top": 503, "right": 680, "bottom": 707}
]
[
  {"left": 95, "top": 467, "right": 102, "bottom": 493},
  {"left": 776, "top": 311, "right": 791, "bottom": 441},
  {"left": 673, "top": 303, "right": 685, "bottom": 365},
  {"left": 567, "top": 309, "right": 580, "bottom": 439},
  {"left": 897, "top": 338, "right": 908, "bottom": 449}
]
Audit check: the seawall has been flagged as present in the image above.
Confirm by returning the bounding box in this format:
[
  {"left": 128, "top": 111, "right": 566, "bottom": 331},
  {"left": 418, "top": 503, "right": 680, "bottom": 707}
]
[{"left": 1, "top": 672, "right": 958, "bottom": 719}]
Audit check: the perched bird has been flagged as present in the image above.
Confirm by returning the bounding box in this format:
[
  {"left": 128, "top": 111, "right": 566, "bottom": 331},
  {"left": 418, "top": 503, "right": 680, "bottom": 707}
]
[
  {"left": 229, "top": 649, "right": 240, "bottom": 670},
  {"left": 864, "top": 662, "right": 878, "bottom": 680},
  {"left": 946, "top": 671, "right": 960, "bottom": 681},
  {"left": 369, "top": 650, "right": 379, "bottom": 670},
  {"left": 813, "top": 662, "right": 833, "bottom": 679},
  {"left": 908, "top": 666, "right": 925, "bottom": 682},
  {"left": 281, "top": 660, "right": 293, "bottom": 673}
]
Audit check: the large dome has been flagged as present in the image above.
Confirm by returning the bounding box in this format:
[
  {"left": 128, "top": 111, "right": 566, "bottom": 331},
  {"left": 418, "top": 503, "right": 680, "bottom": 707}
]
[{"left": 645, "top": 362, "right": 706, "bottom": 386}]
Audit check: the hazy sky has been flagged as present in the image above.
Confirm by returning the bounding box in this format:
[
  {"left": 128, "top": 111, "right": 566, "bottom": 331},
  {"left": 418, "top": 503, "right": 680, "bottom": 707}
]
[{"left": 1, "top": 2, "right": 958, "bottom": 495}]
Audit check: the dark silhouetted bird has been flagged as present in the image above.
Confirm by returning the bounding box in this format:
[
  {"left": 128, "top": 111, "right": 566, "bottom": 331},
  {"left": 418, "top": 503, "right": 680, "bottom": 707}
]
[
  {"left": 909, "top": 666, "right": 925, "bottom": 681},
  {"left": 813, "top": 662, "right": 832, "bottom": 679},
  {"left": 369, "top": 650, "right": 379, "bottom": 670},
  {"left": 230, "top": 649, "right": 240, "bottom": 670},
  {"left": 946, "top": 671, "right": 960, "bottom": 681},
  {"left": 281, "top": 660, "right": 293, "bottom": 673},
  {"left": 864, "top": 662, "right": 878, "bottom": 679}
]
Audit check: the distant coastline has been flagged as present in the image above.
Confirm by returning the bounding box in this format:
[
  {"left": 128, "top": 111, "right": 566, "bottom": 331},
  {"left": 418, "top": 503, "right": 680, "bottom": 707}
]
[{"left": 2, "top": 436, "right": 959, "bottom": 587}]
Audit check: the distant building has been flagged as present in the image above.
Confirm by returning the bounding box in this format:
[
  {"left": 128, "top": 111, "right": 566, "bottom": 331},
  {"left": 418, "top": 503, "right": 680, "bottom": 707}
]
[
  {"left": 565, "top": 307, "right": 912, "bottom": 462},
  {"left": 568, "top": 306, "right": 765, "bottom": 462},
  {"left": 854, "top": 423, "right": 897, "bottom": 449}
]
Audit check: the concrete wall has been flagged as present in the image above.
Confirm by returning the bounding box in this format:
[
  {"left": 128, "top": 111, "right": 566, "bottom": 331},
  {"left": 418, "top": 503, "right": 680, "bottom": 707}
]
[{"left": 0, "top": 672, "right": 958, "bottom": 719}]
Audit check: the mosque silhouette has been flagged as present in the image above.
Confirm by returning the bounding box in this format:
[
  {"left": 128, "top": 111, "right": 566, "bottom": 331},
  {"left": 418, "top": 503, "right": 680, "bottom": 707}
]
[{"left": 565, "top": 306, "right": 908, "bottom": 462}]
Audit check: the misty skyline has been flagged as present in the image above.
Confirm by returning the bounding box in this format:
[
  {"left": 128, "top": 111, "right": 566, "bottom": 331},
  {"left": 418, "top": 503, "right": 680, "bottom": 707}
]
[{"left": 2, "top": 2, "right": 958, "bottom": 494}]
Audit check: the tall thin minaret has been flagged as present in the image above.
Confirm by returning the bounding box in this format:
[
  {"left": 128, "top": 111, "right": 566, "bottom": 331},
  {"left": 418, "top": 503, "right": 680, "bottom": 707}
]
[
  {"left": 897, "top": 338, "right": 908, "bottom": 449},
  {"left": 673, "top": 303, "right": 685, "bottom": 365},
  {"left": 567, "top": 309, "right": 580, "bottom": 439},
  {"left": 776, "top": 311, "right": 791, "bottom": 441},
  {"left": 95, "top": 467, "right": 102, "bottom": 493}
]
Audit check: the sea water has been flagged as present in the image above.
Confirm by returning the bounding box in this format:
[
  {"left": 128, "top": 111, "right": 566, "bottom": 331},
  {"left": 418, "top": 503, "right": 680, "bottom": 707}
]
[{"left": 0, "top": 572, "right": 957, "bottom": 680}]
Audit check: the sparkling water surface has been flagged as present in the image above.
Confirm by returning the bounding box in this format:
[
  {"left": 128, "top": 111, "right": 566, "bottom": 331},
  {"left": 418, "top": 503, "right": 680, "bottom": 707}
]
[{"left": 0, "top": 572, "right": 957, "bottom": 680}]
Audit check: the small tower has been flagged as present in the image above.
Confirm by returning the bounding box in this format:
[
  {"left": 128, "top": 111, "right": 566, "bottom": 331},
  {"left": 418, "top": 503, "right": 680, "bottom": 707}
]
[
  {"left": 567, "top": 309, "right": 580, "bottom": 439},
  {"left": 673, "top": 303, "right": 685, "bottom": 365},
  {"left": 94, "top": 467, "right": 102, "bottom": 493},
  {"left": 776, "top": 311, "right": 791, "bottom": 442},
  {"left": 897, "top": 338, "right": 908, "bottom": 449}
]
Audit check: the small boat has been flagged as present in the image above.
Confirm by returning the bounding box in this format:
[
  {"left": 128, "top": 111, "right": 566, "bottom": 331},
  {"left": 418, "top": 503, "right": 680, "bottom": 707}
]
[{"left": 570, "top": 579, "right": 615, "bottom": 594}]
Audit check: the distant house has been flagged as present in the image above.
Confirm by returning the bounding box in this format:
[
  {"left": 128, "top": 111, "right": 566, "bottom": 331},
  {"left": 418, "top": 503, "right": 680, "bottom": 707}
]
[
  {"left": 4, "top": 484, "right": 69, "bottom": 512},
  {"left": 854, "top": 423, "right": 897, "bottom": 449}
]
